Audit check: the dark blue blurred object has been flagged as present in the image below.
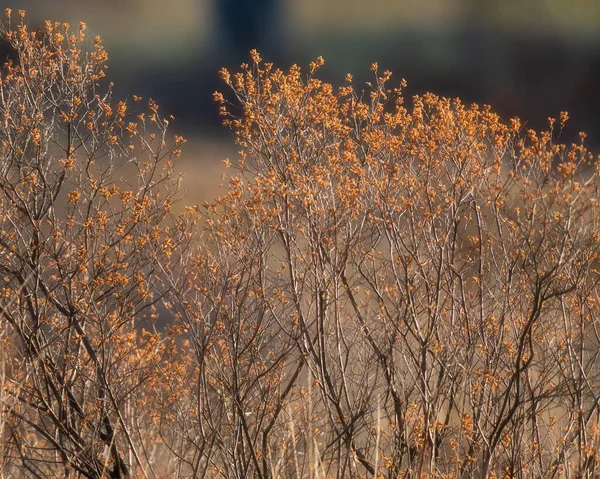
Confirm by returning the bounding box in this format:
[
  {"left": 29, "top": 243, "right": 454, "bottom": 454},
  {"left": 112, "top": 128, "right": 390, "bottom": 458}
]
[{"left": 215, "top": 0, "right": 281, "bottom": 65}]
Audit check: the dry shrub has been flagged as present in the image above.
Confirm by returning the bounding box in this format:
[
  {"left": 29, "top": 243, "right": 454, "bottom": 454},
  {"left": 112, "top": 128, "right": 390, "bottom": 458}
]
[
  {"left": 192, "top": 52, "right": 600, "bottom": 478},
  {"left": 2, "top": 11, "right": 600, "bottom": 479},
  {"left": 0, "top": 10, "right": 194, "bottom": 478}
]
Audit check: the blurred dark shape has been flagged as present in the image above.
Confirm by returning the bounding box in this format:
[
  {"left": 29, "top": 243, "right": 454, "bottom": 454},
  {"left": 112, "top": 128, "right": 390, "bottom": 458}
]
[
  {"left": 0, "top": 37, "right": 18, "bottom": 68},
  {"left": 129, "top": 0, "right": 285, "bottom": 135},
  {"left": 215, "top": 0, "right": 281, "bottom": 65},
  {"left": 0, "top": 38, "right": 17, "bottom": 94},
  {"left": 486, "top": 34, "right": 599, "bottom": 145}
]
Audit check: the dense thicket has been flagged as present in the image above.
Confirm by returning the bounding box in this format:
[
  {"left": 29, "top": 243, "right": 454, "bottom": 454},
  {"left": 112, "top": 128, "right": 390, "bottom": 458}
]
[{"left": 2, "top": 11, "right": 600, "bottom": 479}]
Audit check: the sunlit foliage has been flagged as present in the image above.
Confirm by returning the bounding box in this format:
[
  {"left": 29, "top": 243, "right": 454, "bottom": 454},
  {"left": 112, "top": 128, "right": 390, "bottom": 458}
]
[
  {"left": 2, "top": 11, "right": 600, "bottom": 479},
  {"left": 0, "top": 10, "right": 193, "bottom": 478}
]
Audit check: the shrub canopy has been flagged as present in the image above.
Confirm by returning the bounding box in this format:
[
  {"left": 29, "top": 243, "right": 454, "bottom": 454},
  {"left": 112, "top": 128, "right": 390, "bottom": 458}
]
[{"left": 2, "top": 12, "right": 600, "bottom": 479}]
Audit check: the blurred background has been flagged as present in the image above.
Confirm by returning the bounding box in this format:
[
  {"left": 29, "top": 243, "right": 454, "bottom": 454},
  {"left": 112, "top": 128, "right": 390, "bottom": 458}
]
[{"left": 3, "top": 0, "right": 600, "bottom": 204}]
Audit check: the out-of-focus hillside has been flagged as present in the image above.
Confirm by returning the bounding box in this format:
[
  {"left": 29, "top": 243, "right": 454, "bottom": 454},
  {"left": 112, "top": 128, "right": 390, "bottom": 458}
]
[{"left": 289, "top": 0, "right": 600, "bottom": 34}]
